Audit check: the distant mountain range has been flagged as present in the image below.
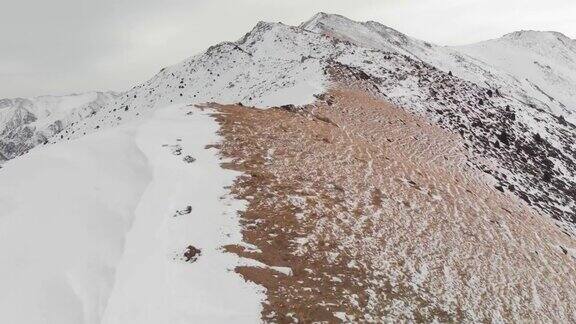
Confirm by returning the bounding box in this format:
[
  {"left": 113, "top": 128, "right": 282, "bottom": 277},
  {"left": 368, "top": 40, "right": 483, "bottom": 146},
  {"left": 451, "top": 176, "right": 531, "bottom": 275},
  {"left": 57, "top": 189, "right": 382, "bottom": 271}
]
[{"left": 0, "top": 91, "right": 118, "bottom": 160}]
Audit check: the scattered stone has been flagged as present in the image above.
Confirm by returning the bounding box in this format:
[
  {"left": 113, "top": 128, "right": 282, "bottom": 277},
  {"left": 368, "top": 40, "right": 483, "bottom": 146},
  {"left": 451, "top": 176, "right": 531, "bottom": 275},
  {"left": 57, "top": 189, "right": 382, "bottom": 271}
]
[
  {"left": 184, "top": 245, "right": 201, "bottom": 262},
  {"left": 171, "top": 146, "right": 183, "bottom": 155},
  {"left": 175, "top": 206, "right": 192, "bottom": 216},
  {"left": 183, "top": 155, "right": 196, "bottom": 163}
]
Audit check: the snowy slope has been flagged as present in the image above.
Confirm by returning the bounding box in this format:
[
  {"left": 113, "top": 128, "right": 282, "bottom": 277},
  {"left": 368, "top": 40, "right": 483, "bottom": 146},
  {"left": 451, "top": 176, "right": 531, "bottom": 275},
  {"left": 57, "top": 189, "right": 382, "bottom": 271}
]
[
  {"left": 0, "top": 91, "right": 118, "bottom": 160},
  {"left": 59, "top": 22, "right": 329, "bottom": 139},
  {"left": 0, "top": 104, "right": 263, "bottom": 323},
  {"left": 301, "top": 13, "right": 507, "bottom": 89},
  {"left": 101, "top": 105, "right": 264, "bottom": 324},
  {"left": 0, "top": 123, "right": 150, "bottom": 323},
  {"left": 457, "top": 31, "right": 576, "bottom": 118}
]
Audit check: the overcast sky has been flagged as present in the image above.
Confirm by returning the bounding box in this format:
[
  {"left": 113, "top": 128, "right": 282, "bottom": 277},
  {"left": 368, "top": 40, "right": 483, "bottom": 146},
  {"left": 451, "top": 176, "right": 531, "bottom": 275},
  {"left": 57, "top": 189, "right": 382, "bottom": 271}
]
[{"left": 1, "top": 0, "right": 575, "bottom": 98}]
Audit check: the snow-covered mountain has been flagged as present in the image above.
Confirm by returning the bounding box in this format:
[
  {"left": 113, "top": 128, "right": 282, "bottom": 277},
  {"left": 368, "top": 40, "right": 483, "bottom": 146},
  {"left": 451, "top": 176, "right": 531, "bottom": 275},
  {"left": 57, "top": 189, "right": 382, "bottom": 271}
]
[
  {"left": 458, "top": 30, "right": 576, "bottom": 117},
  {"left": 0, "top": 91, "right": 118, "bottom": 160},
  {"left": 303, "top": 13, "right": 576, "bottom": 120},
  {"left": 50, "top": 13, "right": 574, "bottom": 229},
  {"left": 300, "top": 12, "right": 576, "bottom": 229},
  {"left": 1, "top": 12, "right": 575, "bottom": 323}
]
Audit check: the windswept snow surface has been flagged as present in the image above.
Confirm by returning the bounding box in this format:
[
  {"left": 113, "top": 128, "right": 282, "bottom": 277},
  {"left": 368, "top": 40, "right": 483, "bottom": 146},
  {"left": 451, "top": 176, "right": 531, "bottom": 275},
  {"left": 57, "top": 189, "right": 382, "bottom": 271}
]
[
  {"left": 0, "top": 104, "right": 263, "bottom": 323},
  {"left": 0, "top": 124, "right": 150, "bottom": 324},
  {"left": 101, "top": 105, "right": 264, "bottom": 323}
]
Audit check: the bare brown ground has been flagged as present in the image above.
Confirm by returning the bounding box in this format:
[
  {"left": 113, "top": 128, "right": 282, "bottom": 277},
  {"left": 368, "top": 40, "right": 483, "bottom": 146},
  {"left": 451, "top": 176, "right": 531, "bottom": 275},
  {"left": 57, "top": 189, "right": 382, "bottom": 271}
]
[{"left": 209, "top": 87, "right": 576, "bottom": 322}]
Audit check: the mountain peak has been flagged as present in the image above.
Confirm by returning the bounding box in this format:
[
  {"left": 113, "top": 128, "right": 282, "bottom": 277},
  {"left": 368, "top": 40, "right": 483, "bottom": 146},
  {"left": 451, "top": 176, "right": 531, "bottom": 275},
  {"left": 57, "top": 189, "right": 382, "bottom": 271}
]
[
  {"left": 236, "top": 20, "right": 288, "bottom": 46},
  {"left": 306, "top": 11, "right": 329, "bottom": 21},
  {"left": 302, "top": 12, "right": 403, "bottom": 35},
  {"left": 299, "top": 12, "right": 427, "bottom": 59},
  {"left": 502, "top": 30, "right": 571, "bottom": 42},
  {"left": 300, "top": 12, "right": 356, "bottom": 30}
]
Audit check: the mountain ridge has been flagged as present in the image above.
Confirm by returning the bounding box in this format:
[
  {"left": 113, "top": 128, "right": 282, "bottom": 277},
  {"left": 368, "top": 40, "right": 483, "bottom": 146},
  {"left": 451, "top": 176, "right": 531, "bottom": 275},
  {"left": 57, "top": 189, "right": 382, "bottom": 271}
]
[
  {"left": 33, "top": 12, "right": 573, "bottom": 232},
  {"left": 2, "top": 13, "right": 574, "bottom": 230},
  {"left": 3, "top": 14, "right": 573, "bottom": 163}
]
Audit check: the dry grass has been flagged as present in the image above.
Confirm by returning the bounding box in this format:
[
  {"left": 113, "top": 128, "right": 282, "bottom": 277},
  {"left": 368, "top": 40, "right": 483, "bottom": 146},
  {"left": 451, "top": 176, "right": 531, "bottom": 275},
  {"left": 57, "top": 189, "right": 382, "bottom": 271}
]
[{"left": 209, "top": 87, "right": 576, "bottom": 322}]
